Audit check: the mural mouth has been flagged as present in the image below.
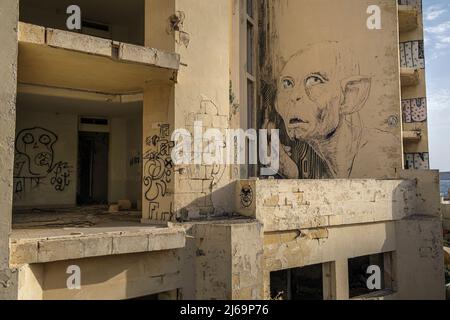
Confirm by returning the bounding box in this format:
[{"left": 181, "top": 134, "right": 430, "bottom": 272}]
[{"left": 288, "top": 117, "right": 309, "bottom": 126}]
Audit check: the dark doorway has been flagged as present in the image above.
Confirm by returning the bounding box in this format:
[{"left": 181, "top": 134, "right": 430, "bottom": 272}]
[
  {"left": 270, "top": 264, "right": 324, "bottom": 300},
  {"left": 77, "top": 132, "right": 109, "bottom": 205}
]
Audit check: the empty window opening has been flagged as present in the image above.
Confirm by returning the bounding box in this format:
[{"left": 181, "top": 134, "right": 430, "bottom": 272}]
[
  {"left": 130, "top": 289, "right": 180, "bottom": 300},
  {"left": 19, "top": 0, "right": 145, "bottom": 45},
  {"left": 77, "top": 131, "right": 109, "bottom": 205},
  {"left": 270, "top": 264, "right": 324, "bottom": 300},
  {"left": 348, "top": 253, "right": 389, "bottom": 298}
]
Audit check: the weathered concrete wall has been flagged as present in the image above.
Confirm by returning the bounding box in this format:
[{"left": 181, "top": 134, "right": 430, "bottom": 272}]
[
  {"left": 259, "top": 0, "right": 403, "bottom": 179},
  {"left": 14, "top": 220, "right": 263, "bottom": 300},
  {"left": 182, "top": 221, "right": 263, "bottom": 300},
  {"left": 21, "top": 251, "right": 182, "bottom": 300},
  {"left": 142, "top": 0, "right": 233, "bottom": 222},
  {"left": 109, "top": 118, "right": 128, "bottom": 203},
  {"left": 395, "top": 216, "right": 445, "bottom": 300},
  {"left": 13, "top": 111, "right": 77, "bottom": 207},
  {"left": 263, "top": 221, "right": 397, "bottom": 300},
  {"left": 237, "top": 179, "right": 417, "bottom": 232},
  {"left": 126, "top": 114, "right": 143, "bottom": 207},
  {"left": 0, "top": 0, "right": 19, "bottom": 300}
]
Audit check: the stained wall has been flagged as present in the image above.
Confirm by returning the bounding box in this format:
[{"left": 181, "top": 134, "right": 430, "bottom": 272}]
[{"left": 259, "top": 0, "right": 403, "bottom": 179}]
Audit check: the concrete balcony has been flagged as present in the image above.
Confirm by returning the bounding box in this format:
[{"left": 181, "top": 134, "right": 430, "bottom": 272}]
[
  {"left": 18, "top": 22, "right": 180, "bottom": 95},
  {"left": 11, "top": 226, "right": 185, "bottom": 266},
  {"left": 403, "top": 130, "right": 422, "bottom": 142},
  {"left": 401, "top": 68, "right": 420, "bottom": 87},
  {"left": 398, "top": 5, "right": 419, "bottom": 33},
  {"left": 236, "top": 170, "right": 440, "bottom": 232}
]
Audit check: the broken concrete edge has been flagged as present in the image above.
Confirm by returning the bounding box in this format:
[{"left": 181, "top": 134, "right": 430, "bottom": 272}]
[
  {"left": 398, "top": 5, "right": 419, "bottom": 33},
  {"left": 9, "top": 226, "right": 186, "bottom": 266},
  {"left": 18, "top": 22, "right": 180, "bottom": 71},
  {"left": 235, "top": 178, "right": 423, "bottom": 232},
  {"left": 17, "top": 83, "right": 144, "bottom": 104},
  {"left": 400, "top": 68, "right": 420, "bottom": 87}
]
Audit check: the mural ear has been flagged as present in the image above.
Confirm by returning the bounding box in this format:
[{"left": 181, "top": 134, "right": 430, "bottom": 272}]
[{"left": 340, "top": 76, "right": 371, "bottom": 115}]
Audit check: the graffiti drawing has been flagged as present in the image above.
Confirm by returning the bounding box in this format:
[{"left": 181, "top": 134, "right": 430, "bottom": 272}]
[
  {"left": 13, "top": 127, "right": 72, "bottom": 197},
  {"left": 240, "top": 185, "right": 254, "bottom": 208},
  {"left": 261, "top": 42, "right": 398, "bottom": 179},
  {"left": 405, "top": 153, "right": 429, "bottom": 170},
  {"left": 143, "top": 124, "right": 177, "bottom": 221},
  {"left": 402, "top": 98, "right": 427, "bottom": 123},
  {"left": 400, "top": 40, "right": 425, "bottom": 69}
]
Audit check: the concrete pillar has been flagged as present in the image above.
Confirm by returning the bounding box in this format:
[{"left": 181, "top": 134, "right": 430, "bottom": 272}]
[
  {"left": 141, "top": 83, "right": 175, "bottom": 222},
  {"left": 189, "top": 222, "right": 263, "bottom": 300},
  {"left": 395, "top": 217, "right": 445, "bottom": 300},
  {"left": 142, "top": 0, "right": 233, "bottom": 223},
  {"left": 0, "top": 0, "right": 19, "bottom": 300},
  {"left": 334, "top": 259, "right": 350, "bottom": 300}
]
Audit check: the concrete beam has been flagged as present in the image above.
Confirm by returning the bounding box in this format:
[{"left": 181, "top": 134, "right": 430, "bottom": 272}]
[
  {"left": 237, "top": 179, "right": 417, "bottom": 232},
  {"left": 10, "top": 226, "right": 186, "bottom": 265},
  {"left": 401, "top": 68, "right": 420, "bottom": 87},
  {"left": 399, "top": 5, "right": 419, "bottom": 33},
  {"left": 18, "top": 22, "right": 180, "bottom": 94}
]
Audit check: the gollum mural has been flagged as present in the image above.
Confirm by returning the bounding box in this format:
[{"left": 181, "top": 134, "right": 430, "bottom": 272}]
[{"left": 261, "top": 42, "right": 397, "bottom": 179}]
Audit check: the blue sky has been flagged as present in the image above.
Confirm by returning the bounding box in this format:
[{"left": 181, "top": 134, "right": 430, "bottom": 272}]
[{"left": 423, "top": 0, "right": 450, "bottom": 171}]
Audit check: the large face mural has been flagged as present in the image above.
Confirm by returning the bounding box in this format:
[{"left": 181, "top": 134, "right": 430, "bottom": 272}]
[{"left": 259, "top": 0, "right": 403, "bottom": 180}]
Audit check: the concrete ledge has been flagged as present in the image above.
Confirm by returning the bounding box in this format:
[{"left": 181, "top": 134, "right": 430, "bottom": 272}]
[
  {"left": 401, "top": 68, "right": 420, "bottom": 87},
  {"left": 403, "top": 130, "right": 422, "bottom": 142},
  {"left": 18, "top": 22, "right": 180, "bottom": 94},
  {"left": 399, "top": 5, "right": 418, "bottom": 33},
  {"left": 236, "top": 179, "right": 417, "bottom": 232},
  {"left": 10, "top": 226, "right": 186, "bottom": 266}
]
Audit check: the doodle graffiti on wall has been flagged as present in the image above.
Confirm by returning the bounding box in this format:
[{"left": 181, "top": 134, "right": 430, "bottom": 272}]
[
  {"left": 260, "top": 42, "right": 398, "bottom": 179},
  {"left": 240, "top": 185, "right": 253, "bottom": 208},
  {"left": 405, "top": 153, "right": 429, "bottom": 170},
  {"left": 13, "top": 127, "right": 72, "bottom": 197},
  {"left": 402, "top": 98, "right": 427, "bottom": 123},
  {"left": 143, "top": 124, "right": 175, "bottom": 220},
  {"left": 400, "top": 40, "right": 425, "bottom": 69}
]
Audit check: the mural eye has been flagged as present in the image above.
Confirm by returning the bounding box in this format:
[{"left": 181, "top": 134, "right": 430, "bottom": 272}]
[
  {"left": 39, "top": 134, "right": 51, "bottom": 145},
  {"left": 23, "top": 133, "right": 34, "bottom": 145},
  {"left": 281, "top": 77, "right": 295, "bottom": 90},
  {"left": 305, "top": 74, "right": 326, "bottom": 87}
]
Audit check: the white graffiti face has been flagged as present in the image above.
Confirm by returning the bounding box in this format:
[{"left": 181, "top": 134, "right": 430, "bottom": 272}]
[
  {"left": 276, "top": 43, "right": 371, "bottom": 142},
  {"left": 15, "top": 127, "right": 57, "bottom": 176}
]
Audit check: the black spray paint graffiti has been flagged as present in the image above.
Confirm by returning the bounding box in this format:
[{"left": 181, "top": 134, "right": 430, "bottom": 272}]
[
  {"left": 240, "top": 185, "right": 254, "bottom": 208},
  {"left": 143, "top": 124, "right": 176, "bottom": 221},
  {"left": 259, "top": 35, "right": 399, "bottom": 179},
  {"left": 13, "top": 127, "right": 72, "bottom": 197}
]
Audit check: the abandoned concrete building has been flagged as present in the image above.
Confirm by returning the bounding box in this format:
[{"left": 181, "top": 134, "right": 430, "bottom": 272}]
[{"left": 0, "top": 0, "right": 448, "bottom": 300}]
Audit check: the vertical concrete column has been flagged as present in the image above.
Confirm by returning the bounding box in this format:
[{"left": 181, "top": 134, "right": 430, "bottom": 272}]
[
  {"left": 0, "top": 0, "right": 19, "bottom": 300},
  {"left": 141, "top": 83, "right": 176, "bottom": 222},
  {"left": 395, "top": 218, "right": 445, "bottom": 300},
  {"left": 334, "top": 259, "right": 350, "bottom": 300},
  {"left": 145, "top": 0, "right": 175, "bottom": 52}
]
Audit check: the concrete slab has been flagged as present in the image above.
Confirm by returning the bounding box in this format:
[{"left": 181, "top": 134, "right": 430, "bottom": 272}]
[{"left": 18, "top": 22, "right": 180, "bottom": 94}]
